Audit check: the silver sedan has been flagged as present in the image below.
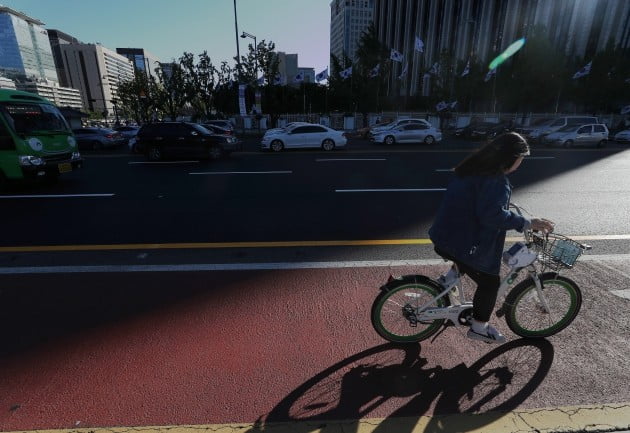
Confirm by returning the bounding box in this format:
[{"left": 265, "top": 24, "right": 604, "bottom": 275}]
[{"left": 371, "top": 123, "right": 442, "bottom": 145}]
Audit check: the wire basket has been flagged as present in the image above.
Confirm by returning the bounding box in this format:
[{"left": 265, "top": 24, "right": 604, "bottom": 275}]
[{"left": 531, "top": 233, "right": 584, "bottom": 270}]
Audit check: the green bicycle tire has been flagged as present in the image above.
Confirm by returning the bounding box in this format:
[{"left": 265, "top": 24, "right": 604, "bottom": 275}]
[
  {"left": 371, "top": 277, "right": 448, "bottom": 343},
  {"left": 504, "top": 273, "right": 582, "bottom": 338}
]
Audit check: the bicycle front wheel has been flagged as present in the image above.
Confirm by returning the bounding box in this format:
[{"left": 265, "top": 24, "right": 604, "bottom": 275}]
[
  {"left": 504, "top": 273, "right": 582, "bottom": 338},
  {"left": 371, "top": 276, "right": 448, "bottom": 343}
]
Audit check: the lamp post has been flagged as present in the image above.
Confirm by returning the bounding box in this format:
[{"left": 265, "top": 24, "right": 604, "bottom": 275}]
[{"left": 240, "top": 31, "right": 258, "bottom": 78}]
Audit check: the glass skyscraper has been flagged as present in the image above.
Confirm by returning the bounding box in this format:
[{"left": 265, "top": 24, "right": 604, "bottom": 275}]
[{"left": 0, "top": 5, "right": 58, "bottom": 83}]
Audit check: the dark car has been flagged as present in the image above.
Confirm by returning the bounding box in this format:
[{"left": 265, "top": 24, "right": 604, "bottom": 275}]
[
  {"left": 72, "top": 127, "right": 126, "bottom": 149},
  {"left": 454, "top": 121, "right": 512, "bottom": 140},
  {"left": 135, "top": 122, "right": 240, "bottom": 161}
]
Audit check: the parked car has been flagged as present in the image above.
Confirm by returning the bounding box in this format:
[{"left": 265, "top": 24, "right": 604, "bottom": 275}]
[
  {"left": 204, "top": 119, "right": 234, "bottom": 132},
  {"left": 356, "top": 120, "right": 393, "bottom": 138},
  {"left": 371, "top": 123, "right": 442, "bottom": 145},
  {"left": 201, "top": 123, "right": 234, "bottom": 136},
  {"left": 544, "top": 123, "right": 609, "bottom": 148},
  {"left": 260, "top": 123, "right": 347, "bottom": 152},
  {"left": 454, "top": 121, "right": 511, "bottom": 140},
  {"left": 72, "top": 127, "right": 126, "bottom": 150},
  {"left": 528, "top": 116, "right": 599, "bottom": 143},
  {"left": 515, "top": 118, "right": 553, "bottom": 138},
  {"left": 264, "top": 121, "right": 310, "bottom": 136},
  {"left": 369, "top": 118, "right": 432, "bottom": 137},
  {"left": 613, "top": 129, "right": 630, "bottom": 143},
  {"left": 113, "top": 125, "right": 140, "bottom": 140},
  {"left": 135, "top": 122, "right": 240, "bottom": 160}
]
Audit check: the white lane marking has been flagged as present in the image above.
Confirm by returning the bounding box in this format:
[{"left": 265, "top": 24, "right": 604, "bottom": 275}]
[
  {"left": 128, "top": 161, "right": 199, "bottom": 164},
  {"left": 0, "top": 193, "right": 115, "bottom": 199},
  {"left": 316, "top": 158, "right": 387, "bottom": 162},
  {"left": 336, "top": 188, "right": 446, "bottom": 193},
  {"left": 611, "top": 289, "right": 630, "bottom": 300},
  {"left": 435, "top": 169, "right": 454, "bottom": 172},
  {"left": 1, "top": 254, "right": 629, "bottom": 274},
  {"left": 526, "top": 156, "right": 556, "bottom": 159},
  {"left": 189, "top": 170, "right": 293, "bottom": 175}
]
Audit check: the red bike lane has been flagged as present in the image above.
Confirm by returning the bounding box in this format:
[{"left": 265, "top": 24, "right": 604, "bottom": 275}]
[{"left": 1, "top": 260, "right": 629, "bottom": 431}]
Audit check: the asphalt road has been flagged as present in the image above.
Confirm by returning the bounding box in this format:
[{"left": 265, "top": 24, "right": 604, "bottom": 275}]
[{"left": 1, "top": 137, "right": 630, "bottom": 432}]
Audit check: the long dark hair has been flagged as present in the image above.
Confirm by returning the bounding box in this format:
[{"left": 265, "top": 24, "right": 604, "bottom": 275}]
[{"left": 455, "top": 132, "right": 530, "bottom": 176}]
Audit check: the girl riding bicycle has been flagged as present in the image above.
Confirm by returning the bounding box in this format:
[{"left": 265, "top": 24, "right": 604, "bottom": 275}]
[{"left": 429, "top": 132, "right": 554, "bottom": 344}]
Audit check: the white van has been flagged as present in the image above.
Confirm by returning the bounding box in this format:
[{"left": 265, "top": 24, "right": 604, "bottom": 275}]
[{"left": 529, "top": 116, "right": 598, "bottom": 143}]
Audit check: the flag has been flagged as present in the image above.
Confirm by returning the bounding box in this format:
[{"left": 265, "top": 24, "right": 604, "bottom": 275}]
[
  {"left": 460, "top": 60, "right": 470, "bottom": 77},
  {"left": 436, "top": 101, "right": 448, "bottom": 111},
  {"left": 398, "top": 63, "right": 408, "bottom": 79},
  {"left": 573, "top": 61, "right": 591, "bottom": 79},
  {"left": 256, "top": 76, "right": 265, "bottom": 85},
  {"left": 369, "top": 64, "right": 380, "bottom": 78},
  {"left": 390, "top": 49, "right": 404, "bottom": 62},
  {"left": 273, "top": 74, "right": 283, "bottom": 85},
  {"left": 621, "top": 105, "right": 630, "bottom": 115},
  {"left": 414, "top": 37, "right": 424, "bottom": 53},
  {"left": 449, "top": 100, "right": 458, "bottom": 109},
  {"left": 315, "top": 68, "right": 329, "bottom": 82},
  {"left": 294, "top": 72, "right": 304, "bottom": 83},
  {"left": 484, "top": 68, "right": 496, "bottom": 82},
  {"left": 340, "top": 66, "right": 352, "bottom": 79},
  {"left": 428, "top": 62, "right": 439, "bottom": 75}
]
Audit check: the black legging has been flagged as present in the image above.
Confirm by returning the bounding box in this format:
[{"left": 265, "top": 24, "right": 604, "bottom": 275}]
[{"left": 435, "top": 248, "right": 501, "bottom": 322}]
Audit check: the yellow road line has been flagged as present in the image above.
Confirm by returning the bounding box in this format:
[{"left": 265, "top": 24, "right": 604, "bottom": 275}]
[
  {"left": 6, "top": 403, "right": 630, "bottom": 433},
  {"left": 1, "top": 235, "right": 628, "bottom": 253}
]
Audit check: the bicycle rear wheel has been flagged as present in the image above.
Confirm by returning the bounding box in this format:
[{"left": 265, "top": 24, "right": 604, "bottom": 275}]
[
  {"left": 504, "top": 273, "right": 582, "bottom": 338},
  {"left": 371, "top": 275, "right": 448, "bottom": 343}
]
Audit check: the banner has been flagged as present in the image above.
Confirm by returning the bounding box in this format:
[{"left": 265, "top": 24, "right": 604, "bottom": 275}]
[{"left": 238, "top": 84, "right": 247, "bottom": 116}]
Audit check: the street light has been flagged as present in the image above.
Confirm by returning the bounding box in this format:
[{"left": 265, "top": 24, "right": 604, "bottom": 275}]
[{"left": 240, "top": 31, "right": 258, "bottom": 78}]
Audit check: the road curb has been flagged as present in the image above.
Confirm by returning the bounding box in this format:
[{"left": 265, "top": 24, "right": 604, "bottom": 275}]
[{"left": 8, "top": 403, "right": 630, "bottom": 433}]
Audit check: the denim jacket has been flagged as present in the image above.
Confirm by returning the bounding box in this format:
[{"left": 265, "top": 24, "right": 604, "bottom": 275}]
[{"left": 428, "top": 174, "right": 527, "bottom": 275}]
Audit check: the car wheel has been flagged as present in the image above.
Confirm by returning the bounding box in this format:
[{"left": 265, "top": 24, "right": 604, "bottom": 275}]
[
  {"left": 322, "top": 139, "right": 335, "bottom": 151},
  {"left": 424, "top": 135, "right": 435, "bottom": 145},
  {"left": 596, "top": 139, "right": 606, "bottom": 148},
  {"left": 271, "top": 139, "right": 284, "bottom": 152},
  {"left": 208, "top": 145, "right": 223, "bottom": 160},
  {"left": 563, "top": 140, "right": 574, "bottom": 148},
  {"left": 384, "top": 135, "right": 395, "bottom": 145},
  {"left": 147, "top": 146, "right": 162, "bottom": 161}
]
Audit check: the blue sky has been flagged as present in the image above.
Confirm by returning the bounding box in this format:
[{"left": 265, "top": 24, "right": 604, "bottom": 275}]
[{"left": 4, "top": 0, "right": 331, "bottom": 72}]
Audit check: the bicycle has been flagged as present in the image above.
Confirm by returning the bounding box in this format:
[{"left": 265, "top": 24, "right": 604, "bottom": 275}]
[{"left": 371, "top": 204, "right": 592, "bottom": 343}]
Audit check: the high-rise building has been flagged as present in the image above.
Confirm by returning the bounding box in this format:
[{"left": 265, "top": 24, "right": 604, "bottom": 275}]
[
  {"left": 330, "top": 0, "right": 375, "bottom": 67},
  {"left": 116, "top": 48, "right": 161, "bottom": 80},
  {"left": 60, "top": 43, "right": 135, "bottom": 116},
  {"left": 47, "top": 29, "right": 82, "bottom": 88},
  {"left": 276, "top": 52, "right": 298, "bottom": 85},
  {"left": 0, "top": 5, "right": 58, "bottom": 83},
  {"left": 373, "top": 0, "right": 630, "bottom": 96}
]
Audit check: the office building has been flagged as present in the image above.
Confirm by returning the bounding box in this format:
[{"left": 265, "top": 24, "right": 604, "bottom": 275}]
[
  {"left": 276, "top": 52, "right": 298, "bottom": 85},
  {"left": 16, "top": 80, "right": 83, "bottom": 110},
  {"left": 61, "top": 43, "right": 135, "bottom": 116},
  {"left": 330, "top": 0, "right": 375, "bottom": 67},
  {"left": 0, "top": 5, "right": 58, "bottom": 83},
  {"left": 116, "top": 48, "right": 161, "bottom": 80},
  {"left": 298, "top": 67, "right": 315, "bottom": 83},
  {"left": 47, "top": 29, "right": 82, "bottom": 88},
  {"left": 373, "top": 0, "right": 630, "bottom": 96}
]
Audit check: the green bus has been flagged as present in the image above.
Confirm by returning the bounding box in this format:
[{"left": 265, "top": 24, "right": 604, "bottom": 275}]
[{"left": 0, "top": 88, "right": 82, "bottom": 185}]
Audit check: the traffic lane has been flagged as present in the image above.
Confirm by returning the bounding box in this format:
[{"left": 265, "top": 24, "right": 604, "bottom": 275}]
[{"left": 1, "top": 260, "right": 629, "bottom": 430}]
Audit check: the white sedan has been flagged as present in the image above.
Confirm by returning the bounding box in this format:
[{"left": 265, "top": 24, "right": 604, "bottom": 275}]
[
  {"left": 261, "top": 123, "right": 347, "bottom": 151},
  {"left": 371, "top": 123, "right": 442, "bottom": 145}
]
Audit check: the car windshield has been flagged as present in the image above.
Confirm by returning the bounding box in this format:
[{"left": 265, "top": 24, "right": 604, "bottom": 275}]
[{"left": 0, "top": 102, "right": 71, "bottom": 135}]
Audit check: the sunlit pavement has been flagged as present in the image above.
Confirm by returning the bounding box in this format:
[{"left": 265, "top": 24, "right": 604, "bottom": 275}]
[{"left": 1, "top": 259, "right": 629, "bottom": 432}]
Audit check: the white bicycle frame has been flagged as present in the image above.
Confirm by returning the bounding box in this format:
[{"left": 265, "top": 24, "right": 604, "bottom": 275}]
[{"left": 413, "top": 257, "right": 546, "bottom": 327}]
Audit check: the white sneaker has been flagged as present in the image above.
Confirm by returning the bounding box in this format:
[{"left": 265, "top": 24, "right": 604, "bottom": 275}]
[{"left": 467, "top": 325, "right": 506, "bottom": 344}]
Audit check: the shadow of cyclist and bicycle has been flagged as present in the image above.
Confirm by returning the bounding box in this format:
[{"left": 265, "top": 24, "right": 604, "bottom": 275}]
[{"left": 248, "top": 338, "right": 554, "bottom": 433}]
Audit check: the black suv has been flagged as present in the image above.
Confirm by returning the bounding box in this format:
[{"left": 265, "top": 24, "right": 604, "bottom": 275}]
[{"left": 135, "top": 122, "right": 240, "bottom": 161}]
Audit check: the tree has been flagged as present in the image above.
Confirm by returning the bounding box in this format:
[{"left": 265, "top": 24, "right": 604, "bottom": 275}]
[
  {"left": 154, "top": 60, "right": 188, "bottom": 121},
  {"left": 180, "top": 51, "right": 217, "bottom": 121}
]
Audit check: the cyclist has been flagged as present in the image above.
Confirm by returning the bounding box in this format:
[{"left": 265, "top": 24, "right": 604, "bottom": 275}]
[{"left": 429, "top": 132, "right": 554, "bottom": 344}]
